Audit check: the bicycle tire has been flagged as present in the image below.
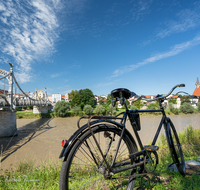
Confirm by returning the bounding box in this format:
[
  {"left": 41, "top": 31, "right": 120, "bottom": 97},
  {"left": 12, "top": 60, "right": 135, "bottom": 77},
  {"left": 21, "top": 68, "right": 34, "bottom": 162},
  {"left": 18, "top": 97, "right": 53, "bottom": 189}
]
[
  {"left": 59, "top": 123, "right": 138, "bottom": 190},
  {"left": 165, "top": 119, "right": 186, "bottom": 176}
]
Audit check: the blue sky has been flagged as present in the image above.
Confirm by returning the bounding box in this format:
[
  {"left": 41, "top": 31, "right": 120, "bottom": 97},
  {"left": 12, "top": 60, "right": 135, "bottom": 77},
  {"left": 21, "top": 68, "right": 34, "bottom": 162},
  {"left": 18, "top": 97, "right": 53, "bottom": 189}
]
[{"left": 0, "top": 0, "right": 200, "bottom": 97}]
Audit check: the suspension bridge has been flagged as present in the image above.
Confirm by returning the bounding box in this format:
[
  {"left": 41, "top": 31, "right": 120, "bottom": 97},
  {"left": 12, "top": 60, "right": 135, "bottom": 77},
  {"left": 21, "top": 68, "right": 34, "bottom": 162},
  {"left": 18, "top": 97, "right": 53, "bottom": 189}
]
[{"left": 0, "top": 63, "right": 52, "bottom": 137}]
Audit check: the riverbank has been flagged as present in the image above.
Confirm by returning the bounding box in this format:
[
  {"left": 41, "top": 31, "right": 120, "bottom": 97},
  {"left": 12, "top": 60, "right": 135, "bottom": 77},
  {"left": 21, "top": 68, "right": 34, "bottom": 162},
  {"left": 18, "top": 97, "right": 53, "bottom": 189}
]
[
  {"left": 0, "top": 125, "right": 200, "bottom": 189},
  {"left": 1, "top": 114, "right": 200, "bottom": 172},
  {"left": 16, "top": 108, "right": 200, "bottom": 119}
]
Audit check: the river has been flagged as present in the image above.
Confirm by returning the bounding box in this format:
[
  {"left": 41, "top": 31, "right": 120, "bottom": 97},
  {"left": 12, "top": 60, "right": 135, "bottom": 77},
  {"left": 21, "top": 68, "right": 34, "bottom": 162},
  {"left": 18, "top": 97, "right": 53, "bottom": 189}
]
[{"left": 0, "top": 114, "right": 200, "bottom": 170}]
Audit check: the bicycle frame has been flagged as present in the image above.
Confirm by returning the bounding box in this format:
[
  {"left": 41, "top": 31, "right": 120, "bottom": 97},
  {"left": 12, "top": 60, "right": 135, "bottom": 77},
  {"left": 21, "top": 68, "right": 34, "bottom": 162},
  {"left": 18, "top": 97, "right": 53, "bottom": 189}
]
[{"left": 82, "top": 99, "right": 171, "bottom": 175}]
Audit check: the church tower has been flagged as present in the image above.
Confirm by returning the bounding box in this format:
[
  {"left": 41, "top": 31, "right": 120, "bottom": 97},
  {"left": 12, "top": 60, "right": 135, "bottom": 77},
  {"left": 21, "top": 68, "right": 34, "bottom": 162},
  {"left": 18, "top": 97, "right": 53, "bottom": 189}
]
[{"left": 195, "top": 77, "right": 200, "bottom": 89}]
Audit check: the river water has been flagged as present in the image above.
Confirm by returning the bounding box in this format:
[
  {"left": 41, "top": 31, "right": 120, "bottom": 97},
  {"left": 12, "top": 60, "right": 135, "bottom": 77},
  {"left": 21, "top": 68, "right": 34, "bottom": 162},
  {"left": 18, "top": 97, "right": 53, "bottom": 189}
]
[{"left": 0, "top": 114, "right": 200, "bottom": 170}]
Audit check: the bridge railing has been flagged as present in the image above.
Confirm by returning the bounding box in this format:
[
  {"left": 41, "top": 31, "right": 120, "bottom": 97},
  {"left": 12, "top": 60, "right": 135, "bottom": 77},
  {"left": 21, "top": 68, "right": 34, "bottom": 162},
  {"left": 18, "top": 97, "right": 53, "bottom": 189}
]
[{"left": 0, "top": 63, "right": 52, "bottom": 110}]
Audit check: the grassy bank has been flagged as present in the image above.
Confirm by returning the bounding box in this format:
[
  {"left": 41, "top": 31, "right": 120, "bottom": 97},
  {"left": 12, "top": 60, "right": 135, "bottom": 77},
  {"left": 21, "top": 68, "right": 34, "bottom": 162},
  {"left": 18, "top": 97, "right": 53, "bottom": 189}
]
[
  {"left": 16, "top": 108, "right": 200, "bottom": 119},
  {"left": 1, "top": 125, "right": 200, "bottom": 189}
]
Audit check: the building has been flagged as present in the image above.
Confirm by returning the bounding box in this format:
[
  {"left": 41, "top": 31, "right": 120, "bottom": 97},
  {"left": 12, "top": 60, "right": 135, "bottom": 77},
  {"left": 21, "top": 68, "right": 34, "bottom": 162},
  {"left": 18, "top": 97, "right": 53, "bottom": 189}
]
[{"left": 193, "top": 77, "right": 200, "bottom": 98}]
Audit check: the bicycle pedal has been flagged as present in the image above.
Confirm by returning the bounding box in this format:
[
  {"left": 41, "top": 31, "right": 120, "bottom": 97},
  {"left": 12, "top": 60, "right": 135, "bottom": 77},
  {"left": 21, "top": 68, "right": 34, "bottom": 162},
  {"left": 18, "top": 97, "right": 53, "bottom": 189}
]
[{"left": 144, "top": 145, "right": 159, "bottom": 151}]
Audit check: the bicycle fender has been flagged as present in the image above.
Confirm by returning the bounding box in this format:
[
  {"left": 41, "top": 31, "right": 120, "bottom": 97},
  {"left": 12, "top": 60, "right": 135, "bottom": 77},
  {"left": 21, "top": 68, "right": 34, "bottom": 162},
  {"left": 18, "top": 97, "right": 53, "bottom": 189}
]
[{"left": 59, "top": 119, "right": 138, "bottom": 161}]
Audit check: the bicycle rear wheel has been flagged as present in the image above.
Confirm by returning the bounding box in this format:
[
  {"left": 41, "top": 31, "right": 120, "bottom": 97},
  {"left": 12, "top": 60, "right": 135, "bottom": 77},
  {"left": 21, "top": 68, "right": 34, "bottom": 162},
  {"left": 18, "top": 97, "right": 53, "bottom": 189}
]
[
  {"left": 59, "top": 123, "right": 138, "bottom": 190},
  {"left": 165, "top": 119, "right": 185, "bottom": 176}
]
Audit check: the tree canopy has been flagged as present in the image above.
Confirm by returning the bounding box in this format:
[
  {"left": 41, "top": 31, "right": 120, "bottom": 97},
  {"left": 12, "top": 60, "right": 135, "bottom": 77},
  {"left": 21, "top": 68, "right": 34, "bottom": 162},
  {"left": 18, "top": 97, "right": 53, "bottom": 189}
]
[{"left": 69, "top": 88, "right": 96, "bottom": 108}]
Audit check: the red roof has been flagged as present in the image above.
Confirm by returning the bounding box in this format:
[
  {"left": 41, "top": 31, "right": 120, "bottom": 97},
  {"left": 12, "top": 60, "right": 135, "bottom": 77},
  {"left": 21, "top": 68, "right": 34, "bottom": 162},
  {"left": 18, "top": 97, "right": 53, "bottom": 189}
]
[
  {"left": 193, "top": 87, "right": 200, "bottom": 97},
  {"left": 145, "top": 95, "right": 157, "bottom": 99}
]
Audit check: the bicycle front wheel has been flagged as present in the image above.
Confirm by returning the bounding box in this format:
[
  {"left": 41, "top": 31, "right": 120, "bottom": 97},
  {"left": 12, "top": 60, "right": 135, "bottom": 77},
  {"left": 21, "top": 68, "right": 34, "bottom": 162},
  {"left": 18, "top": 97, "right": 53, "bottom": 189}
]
[
  {"left": 165, "top": 119, "right": 185, "bottom": 176},
  {"left": 59, "top": 123, "right": 138, "bottom": 190}
]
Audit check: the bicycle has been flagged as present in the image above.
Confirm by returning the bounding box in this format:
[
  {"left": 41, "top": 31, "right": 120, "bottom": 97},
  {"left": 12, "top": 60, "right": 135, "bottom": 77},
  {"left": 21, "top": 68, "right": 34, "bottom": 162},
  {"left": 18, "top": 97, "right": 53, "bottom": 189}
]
[{"left": 59, "top": 84, "right": 186, "bottom": 190}]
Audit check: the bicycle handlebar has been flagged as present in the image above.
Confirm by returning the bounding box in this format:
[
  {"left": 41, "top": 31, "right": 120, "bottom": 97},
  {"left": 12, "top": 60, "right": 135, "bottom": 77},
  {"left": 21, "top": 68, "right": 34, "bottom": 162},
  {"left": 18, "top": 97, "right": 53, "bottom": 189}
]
[{"left": 132, "top": 83, "right": 185, "bottom": 103}]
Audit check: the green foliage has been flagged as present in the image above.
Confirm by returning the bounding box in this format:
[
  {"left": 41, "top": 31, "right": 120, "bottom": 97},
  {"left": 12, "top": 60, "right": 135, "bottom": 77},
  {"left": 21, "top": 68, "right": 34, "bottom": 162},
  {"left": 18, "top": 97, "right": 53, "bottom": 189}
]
[
  {"left": 130, "top": 105, "right": 137, "bottom": 110},
  {"left": 180, "top": 95, "right": 190, "bottom": 105},
  {"left": 94, "top": 104, "right": 105, "bottom": 115},
  {"left": 98, "top": 97, "right": 105, "bottom": 105},
  {"left": 180, "top": 102, "right": 194, "bottom": 114},
  {"left": 72, "top": 106, "right": 81, "bottom": 116},
  {"left": 84, "top": 105, "right": 94, "bottom": 115},
  {"left": 147, "top": 102, "right": 159, "bottom": 110},
  {"left": 168, "top": 103, "right": 179, "bottom": 115},
  {"left": 54, "top": 100, "right": 70, "bottom": 117},
  {"left": 69, "top": 90, "right": 81, "bottom": 107},
  {"left": 79, "top": 88, "right": 96, "bottom": 107},
  {"left": 125, "top": 100, "right": 130, "bottom": 106},
  {"left": 16, "top": 107, "right": 22, "bottom": 111},
  {"left": 133, "top": 99, "right": 142, "bottom": 109},
  {"left": 106, "top": 104, "right": 116, "bottom": 116},
  {"left": 168, "top": 98, "right": 177, "bottom": 104},
  {"left": 105, "top": 94, "right": 112, "bottom": 107},
  {"left": 69, "top": 89, "right": 96, "bottom": 108},
  {"left": 197, "top": 101, "right": 200, "bottom": 111}
]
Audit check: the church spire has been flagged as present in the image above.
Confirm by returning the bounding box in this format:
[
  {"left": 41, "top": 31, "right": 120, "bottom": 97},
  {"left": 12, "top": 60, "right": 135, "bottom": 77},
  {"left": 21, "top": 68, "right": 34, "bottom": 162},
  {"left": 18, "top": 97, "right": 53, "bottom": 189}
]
[{"left": 195, "top": 77, "right": 200, "bottom": 89}]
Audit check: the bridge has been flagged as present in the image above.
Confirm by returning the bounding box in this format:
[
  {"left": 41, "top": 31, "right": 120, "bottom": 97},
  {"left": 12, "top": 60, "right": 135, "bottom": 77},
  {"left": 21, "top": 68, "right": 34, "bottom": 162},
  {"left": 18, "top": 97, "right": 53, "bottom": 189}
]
[{"left": 0, "top": 63, "right": 52, "bottom": 137}]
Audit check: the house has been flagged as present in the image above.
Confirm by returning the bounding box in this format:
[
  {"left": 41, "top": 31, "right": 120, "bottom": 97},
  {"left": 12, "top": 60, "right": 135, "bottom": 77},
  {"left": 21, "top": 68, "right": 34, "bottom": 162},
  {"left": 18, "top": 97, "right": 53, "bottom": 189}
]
[{"left": 193, "top": 77, "right": 200, "bottom": 98}]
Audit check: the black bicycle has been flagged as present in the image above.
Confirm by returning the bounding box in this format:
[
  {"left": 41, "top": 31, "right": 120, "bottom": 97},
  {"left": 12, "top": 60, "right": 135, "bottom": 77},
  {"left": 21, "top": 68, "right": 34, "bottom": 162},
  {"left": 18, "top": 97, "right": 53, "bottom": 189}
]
[{"left": 59, "top": 84, "right": 186, "bottom": 190}]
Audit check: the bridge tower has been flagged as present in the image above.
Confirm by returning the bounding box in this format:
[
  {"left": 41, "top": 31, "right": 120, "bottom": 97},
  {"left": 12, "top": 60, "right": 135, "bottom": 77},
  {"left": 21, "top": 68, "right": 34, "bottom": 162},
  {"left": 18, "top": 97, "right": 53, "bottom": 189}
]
[{"left": 0, "top": 63, "right": 17, "bottom": 137}]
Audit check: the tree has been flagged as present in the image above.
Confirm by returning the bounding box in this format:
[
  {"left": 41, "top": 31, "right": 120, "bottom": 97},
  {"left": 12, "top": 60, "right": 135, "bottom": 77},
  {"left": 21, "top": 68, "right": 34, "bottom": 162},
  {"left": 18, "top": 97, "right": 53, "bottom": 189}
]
[
  {"left": 94, "top": 104, "right": 105, "bottom": 115},
  {"left": 54, "top": 100, "right": 70, "bottom": 117},
  {"left": 72, "top": 106, "right": 81, "bottom": 116},
  {"left": 168, "top": 98, "right": 177, "bottom": 104},
  {"left": 180, "top": 102, "right": 194, "bottom": 114},
  {"left": 180, "top": 95, "right": 190, "bottom": 105},
  {"left": 130, "top": 105, "right": 137, "bottom": 110},
  {"left": 133, "top": 99, "right": 142, "bottom": 109},
  {"left": 84, "top": 105, "right": 94, "bottom": 115},
  {"left": 147, "top": 102, "right": 159, "bottom": 110},
  {"left": 197, "top": 102, "right": 200, "bottom": 111},
  {"left": 98, "top": 97, "right": 105, "bottom": 105},
  {"left": 106, "top": 104, "right": 116, "bottom": 116},
  {"left": 69, "top": 90, "right": 81, "bottom": 107},
  {"left": 79, "top": 89, "right": 96, "bottom": 107}
]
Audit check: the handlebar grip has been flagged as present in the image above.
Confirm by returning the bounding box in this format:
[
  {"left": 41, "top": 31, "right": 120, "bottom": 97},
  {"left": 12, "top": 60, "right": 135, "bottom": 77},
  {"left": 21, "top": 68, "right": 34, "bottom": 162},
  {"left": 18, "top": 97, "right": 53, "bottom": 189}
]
[{"left": 179, "top": 84, "right": 185, "bottom": 87}]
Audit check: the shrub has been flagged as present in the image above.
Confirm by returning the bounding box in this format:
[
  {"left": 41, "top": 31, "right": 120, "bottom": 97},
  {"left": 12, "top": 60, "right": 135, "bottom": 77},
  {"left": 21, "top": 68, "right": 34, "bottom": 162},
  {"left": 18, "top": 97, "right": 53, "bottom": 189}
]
[
  {"left": 106, "top": 104, "right": 116, "bottom": 116},
  {"left": 72, "top": 106, "right": 81, "bottom": 116},
  {"left": 168, "top": 103, "right": 179, "bottom": 114},
  {"left": 16, "top": 107, "right": 22, "bottom": 111},
  {"left": 54, "top": 100, "right": 70, "bottom": 117},
  {"left": 168, "top": 103, "right": 174, "bottom": 112},
  {"left": 180, "top": 102, "right": 194, "bottom": 114},
  {"left": 84, "top": 105, "right": 93, "bottom": 115},
  {"left": 94, "top": 104, "right": 105, "bottom": 115},
  {"left": 197, "top": 102, "right": 200, "bottom": 111},
  {"left": 130, "top": 105, "right": 137, "bottom": 110},
  {"left": 147, "top": 102, "right": 159, "bottom": 110}
]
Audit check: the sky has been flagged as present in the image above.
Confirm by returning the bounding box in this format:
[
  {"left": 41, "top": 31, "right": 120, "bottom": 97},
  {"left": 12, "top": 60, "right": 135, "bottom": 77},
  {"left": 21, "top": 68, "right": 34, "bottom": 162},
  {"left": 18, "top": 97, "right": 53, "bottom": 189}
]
[{"left": 0, "top": 0, "right": 200, "bottom": 97}]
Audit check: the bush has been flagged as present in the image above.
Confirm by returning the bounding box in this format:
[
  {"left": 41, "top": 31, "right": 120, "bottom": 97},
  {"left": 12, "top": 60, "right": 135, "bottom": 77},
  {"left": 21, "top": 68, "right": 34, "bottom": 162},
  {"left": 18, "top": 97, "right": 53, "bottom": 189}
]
[
  {"left": 84, "top": 105, "right": 93, "bottom": 115},
  {"left": 180, "top": 102, "right": 194, "bottom": 114},
  {"left": 197, "top": 102, "right": 200, "bottom": 111},
  {"left": 147, "top": 102, "right": 159, "bottom": 110},
  {"left": 72, "top": 106, "right": 81, "bottom": 116},
  {"left": 16, "top": 107, "right": 22, "bottom": 111},
  {"left": 106, "top": 104, "right": 116, "bottom": 116},
  {"left": 168, "top": 103, "right": 179, "bottom": 115},
  {"left": 54, "top": 100, "right": 70, "bottom": 117},
  {"left": 130, "top": 105, "right": 137, "bottom": 110},
  {"left": 94, "top": 104, "right": 105, "bottom": 115}
]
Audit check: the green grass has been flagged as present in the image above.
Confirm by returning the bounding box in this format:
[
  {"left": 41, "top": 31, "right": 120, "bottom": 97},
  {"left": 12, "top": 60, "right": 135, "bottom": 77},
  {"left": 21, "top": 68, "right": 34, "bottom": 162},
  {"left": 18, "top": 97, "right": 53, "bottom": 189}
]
[{"left": 1, "top": 125, "right": 200, "bottom": 189}]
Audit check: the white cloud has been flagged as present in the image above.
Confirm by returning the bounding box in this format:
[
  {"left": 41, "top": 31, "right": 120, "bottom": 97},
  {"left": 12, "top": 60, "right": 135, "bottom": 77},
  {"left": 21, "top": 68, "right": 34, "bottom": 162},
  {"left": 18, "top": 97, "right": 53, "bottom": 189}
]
[
  {"left": 157, "top": 8, "right": 200, "bottom": 39},
  {"left": 112, "top": 35, "right": 200, "bottom": 77},
  {"left": 51, "top": 72, "right": 63, "bottom": 78},
  {"left": 0, "top": 0, "right": 62, "bottom": 83}
]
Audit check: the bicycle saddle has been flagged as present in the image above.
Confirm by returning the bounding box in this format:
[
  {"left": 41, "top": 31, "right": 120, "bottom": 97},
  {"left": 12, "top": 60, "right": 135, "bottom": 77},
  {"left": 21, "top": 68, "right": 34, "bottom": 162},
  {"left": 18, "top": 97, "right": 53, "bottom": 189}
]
[{"left": 111, "top": 88, "right": 132, "bottom": 99}]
